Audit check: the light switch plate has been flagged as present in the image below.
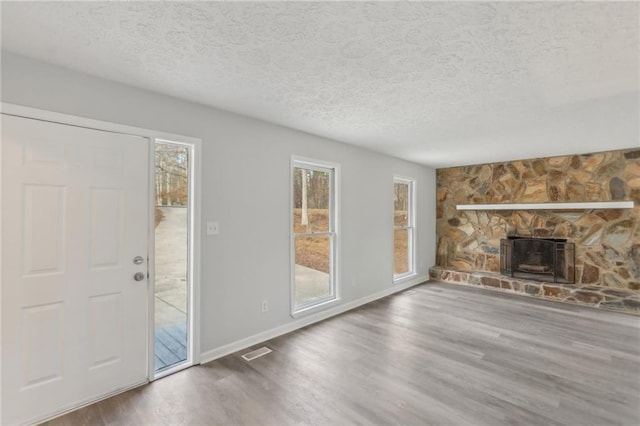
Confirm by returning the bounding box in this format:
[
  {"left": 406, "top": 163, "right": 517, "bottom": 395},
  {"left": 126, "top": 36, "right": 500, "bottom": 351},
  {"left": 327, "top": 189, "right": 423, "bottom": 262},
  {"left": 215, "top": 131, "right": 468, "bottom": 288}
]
[{"left": 206, "top": 221, "right": 219, "bottom": 235}]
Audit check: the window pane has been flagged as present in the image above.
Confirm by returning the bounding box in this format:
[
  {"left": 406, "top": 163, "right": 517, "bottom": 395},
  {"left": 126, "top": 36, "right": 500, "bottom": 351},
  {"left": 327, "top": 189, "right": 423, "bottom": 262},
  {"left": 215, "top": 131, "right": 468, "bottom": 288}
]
[
  {"left": 394, "top": 182, "right": 409, "bottom": 227},
  {"left": 293, "top": 167, "right": 330, "bottom": 233},
  {"left": 154, "top": 142, "right": 189, "bottom": 373},
  {"left": 294, "top": 236, "right": 331, "bottom": 306},
  {"left": 394, "top": 229, "right": 409, "bottom": 275}
]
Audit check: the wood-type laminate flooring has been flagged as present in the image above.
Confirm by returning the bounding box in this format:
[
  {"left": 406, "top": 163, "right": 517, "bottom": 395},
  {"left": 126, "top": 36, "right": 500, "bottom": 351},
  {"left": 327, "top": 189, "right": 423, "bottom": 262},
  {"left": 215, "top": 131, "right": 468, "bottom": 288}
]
[{"left": 44, "top": 282, "right": 640, "bottom": 425}]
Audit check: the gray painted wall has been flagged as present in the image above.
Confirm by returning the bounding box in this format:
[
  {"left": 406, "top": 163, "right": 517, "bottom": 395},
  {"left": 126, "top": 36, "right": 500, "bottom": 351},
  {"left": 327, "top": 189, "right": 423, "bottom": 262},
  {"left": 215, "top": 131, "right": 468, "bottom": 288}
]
[{"left": 1, "top": 52, "right": 436, "bottom": 355}]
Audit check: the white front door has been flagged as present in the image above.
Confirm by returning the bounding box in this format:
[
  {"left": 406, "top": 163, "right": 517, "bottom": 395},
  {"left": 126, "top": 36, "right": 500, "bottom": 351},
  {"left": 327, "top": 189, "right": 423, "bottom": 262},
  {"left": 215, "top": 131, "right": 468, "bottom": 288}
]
[{"left": 1, "top": 114, "right": 150, "bottom": 425}]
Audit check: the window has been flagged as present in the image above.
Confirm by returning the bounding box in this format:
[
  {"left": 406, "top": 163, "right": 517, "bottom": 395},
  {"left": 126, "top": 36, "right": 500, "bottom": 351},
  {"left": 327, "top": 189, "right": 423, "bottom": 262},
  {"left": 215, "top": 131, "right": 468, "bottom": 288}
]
[
  {"left": 291, "top": 158, "right": 338, "bottom": 314},
  {"left": 154, "top": 141, "right": 192, "bottom": 376},
  {"left": 394, "top": 177, "right": 415, "bottom": 280}
]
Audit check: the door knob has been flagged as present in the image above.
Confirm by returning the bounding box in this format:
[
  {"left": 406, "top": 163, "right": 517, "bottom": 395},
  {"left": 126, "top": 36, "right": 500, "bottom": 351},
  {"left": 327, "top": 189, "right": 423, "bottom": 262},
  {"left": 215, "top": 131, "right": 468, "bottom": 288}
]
[{"left": 134, "top": 272, "right": 145, "bottom": 281}]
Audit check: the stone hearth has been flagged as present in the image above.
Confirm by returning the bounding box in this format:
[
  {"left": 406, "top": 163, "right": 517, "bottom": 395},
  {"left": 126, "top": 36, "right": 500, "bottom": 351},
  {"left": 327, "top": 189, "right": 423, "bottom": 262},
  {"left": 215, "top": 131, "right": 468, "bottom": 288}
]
[
  {"left": 433, "top": 148, "right": 640, "bottom": 314},
  {"left": 429, "top": 267, "right": 640, "bottom": 315}
]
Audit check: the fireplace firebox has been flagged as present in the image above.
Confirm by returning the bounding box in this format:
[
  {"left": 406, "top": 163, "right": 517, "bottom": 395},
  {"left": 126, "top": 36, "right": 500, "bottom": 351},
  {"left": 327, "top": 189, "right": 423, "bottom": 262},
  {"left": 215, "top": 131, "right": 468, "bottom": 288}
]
[{"left": 500, "top": 237, "right": 575, "bottom": 284}]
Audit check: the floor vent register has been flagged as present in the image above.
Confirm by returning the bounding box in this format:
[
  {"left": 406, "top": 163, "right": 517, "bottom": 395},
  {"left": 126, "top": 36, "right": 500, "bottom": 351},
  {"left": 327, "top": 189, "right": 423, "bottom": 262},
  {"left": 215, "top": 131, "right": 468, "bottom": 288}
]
[{"left": 241, "top": 346, "right": 272, "bottom": 361}]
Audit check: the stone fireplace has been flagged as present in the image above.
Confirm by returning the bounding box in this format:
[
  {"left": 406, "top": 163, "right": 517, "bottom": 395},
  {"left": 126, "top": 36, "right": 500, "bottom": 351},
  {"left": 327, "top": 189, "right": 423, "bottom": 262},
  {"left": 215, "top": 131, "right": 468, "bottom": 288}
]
[
  {"left": 500, "top": 237, "right": 575, "bottom": 284},
  {"left": 430, "top": 148, "right": 640, "bottom": 314}
]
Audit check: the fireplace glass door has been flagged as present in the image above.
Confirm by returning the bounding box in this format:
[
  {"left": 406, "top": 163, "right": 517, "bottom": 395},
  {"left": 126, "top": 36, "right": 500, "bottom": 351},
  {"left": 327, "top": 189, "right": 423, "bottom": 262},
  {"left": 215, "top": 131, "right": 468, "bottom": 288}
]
[{"left": 500, "top": 237, "right": 575, "bottom": 284}]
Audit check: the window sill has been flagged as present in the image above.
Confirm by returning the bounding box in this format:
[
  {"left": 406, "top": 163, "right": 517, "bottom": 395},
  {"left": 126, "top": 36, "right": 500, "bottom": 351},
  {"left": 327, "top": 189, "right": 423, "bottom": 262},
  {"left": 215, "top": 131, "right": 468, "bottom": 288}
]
[
  {"left": 290, "top": 296, "right": 340, "bottom": 319},
  {"left": 393, "top": 272, "right": 417, "bottom": 283}
]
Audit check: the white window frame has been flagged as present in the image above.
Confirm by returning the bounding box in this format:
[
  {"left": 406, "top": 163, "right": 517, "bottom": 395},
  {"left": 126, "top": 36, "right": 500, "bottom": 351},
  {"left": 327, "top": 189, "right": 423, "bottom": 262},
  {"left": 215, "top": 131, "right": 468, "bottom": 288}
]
[
  {"left": 152, "top": 138, "right": 198, "bottom": 380},
  {"left": 393, "top": 176, "right": 416, "bottom": 281},
  {"left": 290, "top": 156, "right": 340, "bottom": 317}
]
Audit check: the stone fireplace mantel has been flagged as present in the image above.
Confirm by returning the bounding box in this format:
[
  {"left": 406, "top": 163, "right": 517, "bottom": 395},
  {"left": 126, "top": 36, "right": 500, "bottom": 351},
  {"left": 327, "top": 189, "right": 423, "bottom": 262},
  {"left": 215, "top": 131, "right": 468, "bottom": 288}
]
[
  {"left": 456, "top": 201, "right": 634, "bottom": 211},
  {"left": 436, "top": 148, "right": 640, "bottom": 313}
]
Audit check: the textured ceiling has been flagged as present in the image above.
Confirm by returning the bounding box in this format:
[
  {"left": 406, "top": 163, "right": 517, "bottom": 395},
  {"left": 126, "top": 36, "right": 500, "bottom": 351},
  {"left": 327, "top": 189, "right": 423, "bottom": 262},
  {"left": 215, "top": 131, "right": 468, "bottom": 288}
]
[{"left": 1, "top": 1, "right": 639, "bottom": 167}]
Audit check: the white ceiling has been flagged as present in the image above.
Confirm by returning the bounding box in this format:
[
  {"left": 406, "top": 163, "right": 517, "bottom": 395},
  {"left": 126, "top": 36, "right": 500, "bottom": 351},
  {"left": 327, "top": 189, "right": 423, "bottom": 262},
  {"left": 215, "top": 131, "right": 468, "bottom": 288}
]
[{"left": 1, "top": 1, "right": 639, "bottom": 167}]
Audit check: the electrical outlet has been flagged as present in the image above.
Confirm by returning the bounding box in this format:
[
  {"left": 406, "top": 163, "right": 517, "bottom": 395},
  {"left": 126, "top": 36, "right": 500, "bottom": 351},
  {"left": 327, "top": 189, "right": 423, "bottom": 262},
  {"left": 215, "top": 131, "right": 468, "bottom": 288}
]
[{"left": 261, "top": 300, "right": 268, "bottom": 312}]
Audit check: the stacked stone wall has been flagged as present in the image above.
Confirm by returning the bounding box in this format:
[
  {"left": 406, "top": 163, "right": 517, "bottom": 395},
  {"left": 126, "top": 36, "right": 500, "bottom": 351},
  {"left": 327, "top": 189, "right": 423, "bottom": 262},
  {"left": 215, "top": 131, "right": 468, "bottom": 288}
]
[{"left": 435, "top": 149, "right": 640, "bottom": 301}]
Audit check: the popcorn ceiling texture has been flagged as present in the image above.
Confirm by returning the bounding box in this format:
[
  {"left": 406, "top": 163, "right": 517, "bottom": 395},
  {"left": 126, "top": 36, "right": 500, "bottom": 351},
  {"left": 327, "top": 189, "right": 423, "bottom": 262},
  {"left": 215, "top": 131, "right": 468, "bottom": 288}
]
[
  {"left": 1, "top": 1, "right": 638, "bottom": 167},
  {"left": 432, "top": 149, "right": 640, "bottom": 314}
]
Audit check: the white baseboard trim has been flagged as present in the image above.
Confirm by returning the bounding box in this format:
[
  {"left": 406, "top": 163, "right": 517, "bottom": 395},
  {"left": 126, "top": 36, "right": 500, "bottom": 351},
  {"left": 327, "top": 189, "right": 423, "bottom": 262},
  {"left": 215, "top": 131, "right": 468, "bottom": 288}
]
[{"left": 199, "top": 275, "right": 427, "bottom": 365}]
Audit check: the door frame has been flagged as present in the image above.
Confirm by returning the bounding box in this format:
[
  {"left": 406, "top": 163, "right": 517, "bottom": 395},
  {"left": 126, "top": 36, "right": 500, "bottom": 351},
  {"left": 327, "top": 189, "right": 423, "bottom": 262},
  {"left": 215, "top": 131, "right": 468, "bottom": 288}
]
[
  {"left": 0, "top": 103, "right": 202, "bottom": 412},
  {"left": 152, "top": 138, "right": 199, "bottom": 380}
]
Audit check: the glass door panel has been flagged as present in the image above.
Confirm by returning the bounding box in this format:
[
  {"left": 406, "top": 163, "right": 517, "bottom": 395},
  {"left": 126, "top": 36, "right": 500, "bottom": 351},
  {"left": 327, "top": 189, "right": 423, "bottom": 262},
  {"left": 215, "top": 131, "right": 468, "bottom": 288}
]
[{"left": 154, "top": 142, "right": 190, "bottom": 374}]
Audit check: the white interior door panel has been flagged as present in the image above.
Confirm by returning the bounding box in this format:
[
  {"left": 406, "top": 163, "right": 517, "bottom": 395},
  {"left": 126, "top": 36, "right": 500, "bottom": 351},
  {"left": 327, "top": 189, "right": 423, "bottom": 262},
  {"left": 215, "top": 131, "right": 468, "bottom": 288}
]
[{"left": 1, "top": 114, "right": 150, "bottom": 425}]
